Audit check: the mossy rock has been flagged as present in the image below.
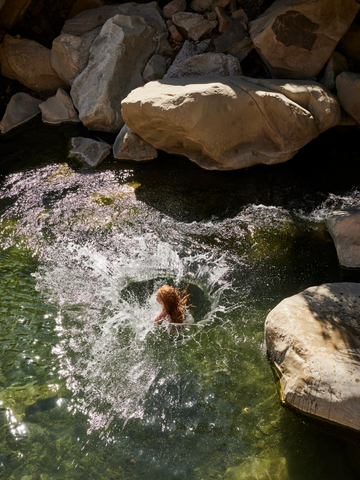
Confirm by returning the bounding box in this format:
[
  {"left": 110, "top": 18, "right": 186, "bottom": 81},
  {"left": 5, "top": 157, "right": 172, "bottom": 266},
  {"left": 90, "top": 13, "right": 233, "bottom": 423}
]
[{"left": 225, "top": 456, "right": 289, "bottom": 480}]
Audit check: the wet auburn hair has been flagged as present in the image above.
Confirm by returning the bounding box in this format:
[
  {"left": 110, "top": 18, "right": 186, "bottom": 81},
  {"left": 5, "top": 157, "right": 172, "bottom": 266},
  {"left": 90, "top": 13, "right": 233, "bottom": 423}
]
[{"left": 157, "top": 285, "right": 192, "bottom": 324}]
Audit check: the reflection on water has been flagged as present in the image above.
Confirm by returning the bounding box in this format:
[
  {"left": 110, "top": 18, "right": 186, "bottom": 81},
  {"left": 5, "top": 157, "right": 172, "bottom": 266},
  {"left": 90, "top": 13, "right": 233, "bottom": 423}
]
[{"left": 0, "top": 123, "right": 360, "bottom": 479}]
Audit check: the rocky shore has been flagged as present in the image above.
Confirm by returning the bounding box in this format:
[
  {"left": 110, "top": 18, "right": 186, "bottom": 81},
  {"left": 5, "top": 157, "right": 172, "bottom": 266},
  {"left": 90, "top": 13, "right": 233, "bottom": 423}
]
[{"left": 1, "top": 0, "right": 360, "bottom": 453}]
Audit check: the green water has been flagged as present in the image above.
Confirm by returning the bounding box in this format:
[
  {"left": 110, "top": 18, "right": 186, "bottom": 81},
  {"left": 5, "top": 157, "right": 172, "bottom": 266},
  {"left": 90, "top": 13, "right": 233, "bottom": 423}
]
[{"left": 0, "top": 121, "right": 360, "bottom": 479}]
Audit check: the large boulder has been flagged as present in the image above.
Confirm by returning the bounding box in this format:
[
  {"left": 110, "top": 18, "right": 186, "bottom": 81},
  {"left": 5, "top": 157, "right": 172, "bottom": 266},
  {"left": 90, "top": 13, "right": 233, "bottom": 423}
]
[
  {"left": 0, "top": 0, "right": 33, "bottom": 29},
  {"left": 326, "top": 208, "right": 360, "bottom": 268},
  {"left": 336, "top": 71, "right": 360, "bottom": 124},
  {"left": 249, "top": 0, "right": 360, "bottom": 79},
  {"left": 52, "top": 2, "right": 167, "bottom": 86},
  {"left": 0, "top": 93, "right": 42, "bottom": 134},
  {"left": 71, "top": 14, "right": 156, "bottom": 132},
  {"left": 121, "top": 76, "right": 340, "bottom": 170},
  {"left": 266, "top": 283, "right": 360, "bottom": 433},
  {"left": 1, "top": 35, "right": 66, "bottom": 92}
]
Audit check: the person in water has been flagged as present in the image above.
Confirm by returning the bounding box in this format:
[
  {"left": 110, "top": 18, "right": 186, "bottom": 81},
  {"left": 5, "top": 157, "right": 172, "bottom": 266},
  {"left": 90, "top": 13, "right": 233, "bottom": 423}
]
[{"left": 154, "top": 285, "right": 191, "bottom": 325}]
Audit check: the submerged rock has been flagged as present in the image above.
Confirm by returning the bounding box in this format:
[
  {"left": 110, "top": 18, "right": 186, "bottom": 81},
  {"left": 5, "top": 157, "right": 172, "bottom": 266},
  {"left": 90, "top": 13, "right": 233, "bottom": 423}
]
[
  {"left": 326, "top": 208, "right": 360, "bottom": 268},
  {"left": 0, "top": 93, "right": 42, "bottom": 134},
  {"left": 113, "top": 124, "right": 158, "bottom": 161},
  {"left": 39, "top": 89, "right": 80, "bottom": 125},
  {"left": 121, "top": 76, "right": 340, "bottom": 170},
  {"left": 68, "top": 137, "right": 111, "bottom": 167},
  {"left": 266, "top": 283, "right": 360, "bottom": 433},
  {"left": 225, "top": 457, "right": 289, "bottom": 480},
  {"left": 336, "top": 71, "right": 360, "bottom": 125},
  {"left": 71, "top": 14, "right": 156, "bottom": 132},
  {"left": 249, "top": 0, "right": 360, "bottom": 79},
  {"left": 1, "top": 35, "right": 66, "bottom": 92}
]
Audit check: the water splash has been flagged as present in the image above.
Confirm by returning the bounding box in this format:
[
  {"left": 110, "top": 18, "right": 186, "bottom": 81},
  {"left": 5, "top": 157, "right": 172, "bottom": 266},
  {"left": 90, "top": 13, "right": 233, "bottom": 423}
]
[{"left": 35, "top": 238, "right": 229, "bottom": 435}]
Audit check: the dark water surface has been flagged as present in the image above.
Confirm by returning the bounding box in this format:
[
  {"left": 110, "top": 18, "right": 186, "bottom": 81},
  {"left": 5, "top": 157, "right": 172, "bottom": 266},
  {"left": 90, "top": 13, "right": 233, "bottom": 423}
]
[{"left": 0, "top": 120, "right": 360, "bottom": 479}]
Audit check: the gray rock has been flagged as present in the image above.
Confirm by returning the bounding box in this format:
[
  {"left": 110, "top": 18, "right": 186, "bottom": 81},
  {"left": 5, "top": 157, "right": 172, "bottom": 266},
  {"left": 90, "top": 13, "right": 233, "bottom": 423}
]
[
  {"left": 249, "top": 0, "right": 360, "bottom": 79},
  {"left": 326, "top": 208, "right": 360, "bottom": 268},
  {"left": 143, "top": 54, "right": 166, "bottom": 82},
  {"left": 0, "top": 0, "right": 33, "bottom": 29},
  {"left": 50, "top": 28, "right": 101, "bottom": 86},
  {"left": 1, "top": 35, "right": 67, "bottom": 92},
  {"left": 172, "top": 12, "right": 217, "bottom": 41},
  {"left": 71, "top": 14, "right": 156, "bottom": 132},
  {"left": 214, "top": 16, "right": 253, "bottom": 61},
  {"left": 319, "top": 52, "right": 348, "bottom": 91},
  {"left": 68, "top": 137, "right": 111, "bottom": 166},
  {"left": 164, "top": 52, "right": 242, "bottom": 78},
  {"left": 0, "top": 93, "right": 42, "bottom": 134},
  {"left": 113, "top": 124, "right": 158, "bottom": 161},
  {"left": 163, "top": 0, "right": 186, "bottom": 19},
  {"left": 167, "top": 39, "right": 211, "bottom": 71},
  {"left": 266, "top": 282, "right": 360, "bottom": 433},
  {"left": 336, "top": 71, "right": 360, "bottom": 125},
  {"left": 40, "top": 89, "right": 80, "bottom": 125}
]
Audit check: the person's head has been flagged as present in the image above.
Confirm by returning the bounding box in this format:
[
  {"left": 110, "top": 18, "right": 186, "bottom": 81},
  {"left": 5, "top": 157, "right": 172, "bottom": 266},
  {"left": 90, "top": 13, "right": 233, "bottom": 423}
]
[{"left": 156, "top": 285, "right": 191, "bottom": 324}]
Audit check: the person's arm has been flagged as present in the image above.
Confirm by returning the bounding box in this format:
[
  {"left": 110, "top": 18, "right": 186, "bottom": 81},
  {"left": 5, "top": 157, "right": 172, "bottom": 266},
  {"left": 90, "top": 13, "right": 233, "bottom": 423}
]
[{"left": 154, "top": 309, "right": 168, "bottom": 324}]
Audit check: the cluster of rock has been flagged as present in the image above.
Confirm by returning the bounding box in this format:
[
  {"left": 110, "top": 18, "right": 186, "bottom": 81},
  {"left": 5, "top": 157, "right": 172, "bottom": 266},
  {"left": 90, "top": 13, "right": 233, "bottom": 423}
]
[{"left": 0, "top": 0, "right": 360, "bottom": 169}]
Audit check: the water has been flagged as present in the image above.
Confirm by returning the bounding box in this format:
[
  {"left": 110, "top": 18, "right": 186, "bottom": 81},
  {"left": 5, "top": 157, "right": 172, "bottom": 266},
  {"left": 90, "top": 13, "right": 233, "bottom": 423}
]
[{"left": 0, "top": 120, "right": 360, "bottom": 479}]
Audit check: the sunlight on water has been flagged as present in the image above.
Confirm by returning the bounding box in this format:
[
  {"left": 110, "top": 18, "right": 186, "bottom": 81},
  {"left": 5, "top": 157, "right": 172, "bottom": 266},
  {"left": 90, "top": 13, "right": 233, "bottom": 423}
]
[{"left": 35, "top": 239, "right": 230, "bottom": 435}]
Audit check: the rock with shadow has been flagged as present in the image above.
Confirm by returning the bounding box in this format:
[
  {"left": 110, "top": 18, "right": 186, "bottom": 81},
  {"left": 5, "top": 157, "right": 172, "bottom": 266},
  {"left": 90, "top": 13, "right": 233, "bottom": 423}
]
[{"left": 266, "top": 282, "right": 360, "bottom": 435}]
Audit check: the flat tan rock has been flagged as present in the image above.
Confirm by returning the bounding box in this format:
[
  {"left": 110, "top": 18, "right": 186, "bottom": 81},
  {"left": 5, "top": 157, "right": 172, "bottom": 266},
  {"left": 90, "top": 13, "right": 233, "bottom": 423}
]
[
  {"left": 1, "top": 35, "right": 66, "bottom": 92},
  {"left": 266, "top": 283, "right": 360, "bottom": 433},
  {"left": 249, "top": 0, "right": 360, "bottom": 79},
  {"left": 326, "top": 208, "right": 360, "bottom": 268},
  {"left": 121, "top": 76, "right": 340, "bottom": 170},
  {"left": 336, "top": 71, "right": 360, "bottom": 124}
]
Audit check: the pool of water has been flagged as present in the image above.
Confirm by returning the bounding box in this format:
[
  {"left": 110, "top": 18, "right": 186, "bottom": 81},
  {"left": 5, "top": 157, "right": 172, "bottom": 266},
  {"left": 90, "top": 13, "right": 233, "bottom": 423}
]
[{"left": 0, "top": 120, "right": 360, "bottom": 479}]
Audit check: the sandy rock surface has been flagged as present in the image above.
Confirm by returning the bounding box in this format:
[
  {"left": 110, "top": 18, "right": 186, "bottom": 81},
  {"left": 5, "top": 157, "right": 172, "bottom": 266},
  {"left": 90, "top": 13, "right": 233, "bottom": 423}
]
[
  {"left": 249, "top": 0, "right": 360, "bottom": 79},
  {"left": 122, "top": 76, "right": 340, "bottom": 170},
  {"left": 266, "top": 283, "right": 360, "bottom": 432}
]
